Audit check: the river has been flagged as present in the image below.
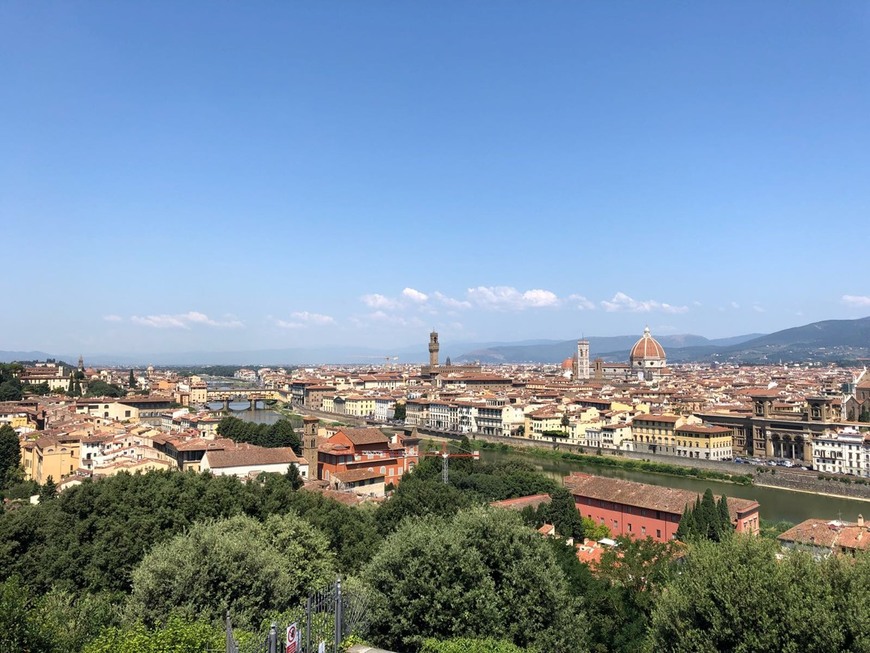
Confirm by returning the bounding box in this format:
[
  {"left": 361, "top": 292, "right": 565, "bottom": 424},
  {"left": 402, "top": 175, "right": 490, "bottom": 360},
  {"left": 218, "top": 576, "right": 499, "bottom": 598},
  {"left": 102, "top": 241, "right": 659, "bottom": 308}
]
[{"left": 481, "top": 449, "right": 870, "bottom": 524}]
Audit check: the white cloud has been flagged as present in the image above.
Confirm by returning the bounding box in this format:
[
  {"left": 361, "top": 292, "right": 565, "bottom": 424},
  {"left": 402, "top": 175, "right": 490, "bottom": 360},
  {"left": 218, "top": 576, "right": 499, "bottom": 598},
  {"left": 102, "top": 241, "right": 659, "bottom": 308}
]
[
  {"left": 466, "top": 286, "right": 560, "bottom": 310},
  {"left": 292, "top": 311, "right": 335, "bottom": 325},
  {"left": 731, "top": 301, "right": 740, "bottom": 309},
  {"left": 361, "top": 293, "right": 399, "bottom": 309},
  {"left": 402, "top": 287, "right": 429, "bottom": 303},
  {"left": 276, "top": 312, "right": 335, "bottom": 329},
  {"left": 601, "top": 292, "right": 688, "bottom": 314},
  {"left": 567, "top": 294, "right": 596, "bottom": 310},
  {"left": 842, "top": 295, "right": 870, "bottom": 308},
  {"left": 102, "top": 314, "right": 123, "bottom": 322},
  {"left": 433, "top": 291, "right": 472, "bottom": 310},
  {"left": 753, "top": 304, "right": 765, "bottom": 313},
  {"left": 131, "top": 311, "right": 243, "bottom": 329}
]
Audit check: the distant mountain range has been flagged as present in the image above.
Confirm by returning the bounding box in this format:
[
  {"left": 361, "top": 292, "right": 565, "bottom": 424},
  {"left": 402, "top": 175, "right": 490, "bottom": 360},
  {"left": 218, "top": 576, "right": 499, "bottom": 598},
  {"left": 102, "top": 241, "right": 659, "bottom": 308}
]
[
  {"left": 455, "top": 316, "right": 870, "bottom": 365},
  {"left": 453, "top": 333, "right": 764, "bottom": 364},
  {"left": 2, "top": 316, "right": 869, "bottom": 366}
]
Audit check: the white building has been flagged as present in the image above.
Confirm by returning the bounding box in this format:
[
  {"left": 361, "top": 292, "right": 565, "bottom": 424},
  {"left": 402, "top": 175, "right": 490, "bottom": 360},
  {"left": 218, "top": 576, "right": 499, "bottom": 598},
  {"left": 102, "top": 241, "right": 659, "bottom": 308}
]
[
  {"left": 812, "top": 428, "right": 870, "bottom": 477},
  {"left": 201, "top": 446, "right": 310, "bottom": 480}
]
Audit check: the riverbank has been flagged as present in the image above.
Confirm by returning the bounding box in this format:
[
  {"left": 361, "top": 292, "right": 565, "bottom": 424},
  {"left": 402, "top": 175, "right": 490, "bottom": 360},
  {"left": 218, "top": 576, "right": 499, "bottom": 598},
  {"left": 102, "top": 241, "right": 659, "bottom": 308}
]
[
  {"left": 752, "top": 481, "right": 870, "bottom": 503},
  {"left": 467, "top": 440, "right": 755, "bottom": 486}
]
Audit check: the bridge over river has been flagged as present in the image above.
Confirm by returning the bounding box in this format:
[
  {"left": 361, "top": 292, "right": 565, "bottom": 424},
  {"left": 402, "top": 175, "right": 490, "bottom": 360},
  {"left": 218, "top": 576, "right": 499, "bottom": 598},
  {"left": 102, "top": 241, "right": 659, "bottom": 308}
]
[{"left": 204, "top": 389, "right": 288, "bottom": 411}]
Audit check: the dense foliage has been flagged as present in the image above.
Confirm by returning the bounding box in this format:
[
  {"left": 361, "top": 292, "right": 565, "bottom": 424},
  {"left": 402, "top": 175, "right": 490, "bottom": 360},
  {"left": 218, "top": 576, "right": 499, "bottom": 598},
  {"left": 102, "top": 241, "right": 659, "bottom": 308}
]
[
  {"left": 647, "top": 536, "right": 870, "bottom": 652},
  {"left": 675, "top": 488, "right": 734, "bottom": 542},
  {"left": 0, "top": 470, "right": 372, "bottom": 595},
  {"left": 84, "top": 379, "right": 126, "bottom": 398},
  {"left": 83, "top": 617, "right": 223, "bottom": 653},
  {"left": 127, "top": 513, "right": 334, "bottom": 629},
  {"left": 217, "top": 415, "right": 301, "bottom": 451},
  {"left": 364, "top": 506, "right": 587, "bottom": 653},
  {"left": 2, "top": 436, "right": 869, "bottom": 653},
  {"left": 421, "top": 638, "right": 531, "bottom": 653},
  {"left": 0, "top": 424, "right": 22, "bottom": 489},
  {"left": 0, "top": 363, "right": 23, "bottom": 401}
]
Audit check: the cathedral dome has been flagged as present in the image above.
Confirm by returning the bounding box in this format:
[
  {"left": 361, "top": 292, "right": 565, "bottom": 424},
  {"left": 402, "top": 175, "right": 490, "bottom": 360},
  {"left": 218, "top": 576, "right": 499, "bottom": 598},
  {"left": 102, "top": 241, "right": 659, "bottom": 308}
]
[
  {"left": 630, "top": 327, "right": 666, "bottom": 362},
  {"left": 561, "top": 357, "right": 575, "bottom": 371}
]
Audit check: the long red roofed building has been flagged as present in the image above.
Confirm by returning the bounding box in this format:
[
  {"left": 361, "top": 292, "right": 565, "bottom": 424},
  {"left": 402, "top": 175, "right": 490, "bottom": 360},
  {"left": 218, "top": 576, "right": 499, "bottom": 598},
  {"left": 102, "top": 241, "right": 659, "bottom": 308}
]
[{"left": 564, "top": 472, "right": 760, "bottom": 543}]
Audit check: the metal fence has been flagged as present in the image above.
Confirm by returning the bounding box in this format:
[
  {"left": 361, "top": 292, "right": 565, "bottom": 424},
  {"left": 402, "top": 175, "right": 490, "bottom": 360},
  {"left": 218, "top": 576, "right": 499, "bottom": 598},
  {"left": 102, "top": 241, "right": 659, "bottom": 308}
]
[{"left": 221, "top": 578, "right": 369, "bottom": 653}]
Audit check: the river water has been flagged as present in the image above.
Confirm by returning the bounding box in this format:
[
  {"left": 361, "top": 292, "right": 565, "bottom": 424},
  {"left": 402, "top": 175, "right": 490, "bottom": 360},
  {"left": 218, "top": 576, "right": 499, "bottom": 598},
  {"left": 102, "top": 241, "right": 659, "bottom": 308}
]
[{"left": 480, "top": 449, "right": 870, "bottom": 524}]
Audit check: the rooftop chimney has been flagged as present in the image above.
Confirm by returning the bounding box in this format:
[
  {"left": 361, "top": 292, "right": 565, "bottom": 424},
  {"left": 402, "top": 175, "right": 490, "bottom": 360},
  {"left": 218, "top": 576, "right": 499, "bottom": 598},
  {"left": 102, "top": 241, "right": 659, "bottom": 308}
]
[{"left": 859, "top": 514, "right": 865, "bottom": 528}]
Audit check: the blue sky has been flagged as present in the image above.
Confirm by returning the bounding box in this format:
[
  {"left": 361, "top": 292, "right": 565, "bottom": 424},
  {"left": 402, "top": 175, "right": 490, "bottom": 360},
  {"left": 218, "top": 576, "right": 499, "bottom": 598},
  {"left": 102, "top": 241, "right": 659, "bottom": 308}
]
[{"left": 2, "top": 2, "right": 870, "bottom": 356}]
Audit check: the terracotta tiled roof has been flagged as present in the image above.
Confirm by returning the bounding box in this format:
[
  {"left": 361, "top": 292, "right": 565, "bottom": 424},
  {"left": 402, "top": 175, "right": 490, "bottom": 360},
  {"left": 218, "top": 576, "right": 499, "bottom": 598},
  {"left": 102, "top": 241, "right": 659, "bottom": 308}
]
[
  {"left": 778, "top": 519, "right": 870, "bottom": 552},
  {"left": 333, "top": 468, "right": 385, "bottom": 483},
  {"left": 630, "top": 328, "right": 666, "bottom": 361},
  {"left": 337, "top": 428, "right": 389, "bottom": 446},
  {"left": 205, "top": 446, "right": 300, "bottom": 468},
  {"left": 490, "top": 493, "right": 553, "bottom": 511},
  {"left": 564, "top": 472, "right": 758, "bottom": 519}
]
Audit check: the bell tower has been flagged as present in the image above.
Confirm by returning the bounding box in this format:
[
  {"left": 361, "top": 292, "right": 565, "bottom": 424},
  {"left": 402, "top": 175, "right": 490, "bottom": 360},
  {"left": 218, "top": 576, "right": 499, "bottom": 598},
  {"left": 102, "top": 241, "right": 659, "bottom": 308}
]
[
  {"left": 428, "top": 330, "right": 440, "bottom": 368},
  {"left": 302, "top": 415, "right": 320, "bottom": 480},
  {"left": 575, "top": 339, "right": 590, "bottom": 380}
]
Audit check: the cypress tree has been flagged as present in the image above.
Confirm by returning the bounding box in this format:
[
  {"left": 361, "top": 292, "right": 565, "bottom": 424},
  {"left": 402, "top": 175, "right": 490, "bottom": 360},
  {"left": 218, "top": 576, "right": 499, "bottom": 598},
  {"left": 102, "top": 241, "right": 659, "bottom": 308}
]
[
  {"left": 676, "top": 505, "right": 693, "bottom": 540},
  {"left": 700, "top": 489, "right": 719, "bottom": 541},
  {"left": 717, "top": 495, "right": 733, "bottom": 537}
]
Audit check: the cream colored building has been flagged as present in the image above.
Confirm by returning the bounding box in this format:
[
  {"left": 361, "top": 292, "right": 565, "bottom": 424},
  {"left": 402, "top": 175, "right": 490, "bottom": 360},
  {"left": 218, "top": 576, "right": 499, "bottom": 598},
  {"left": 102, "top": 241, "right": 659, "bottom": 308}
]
[
  {"left": 674, "top": 424, "right": 734, "bottom": 460},
  {"left": 21, "top": 432, "right": 82, "bottom": 483},
  {"left": 75, "top": 400, "right": 140, "bottom": 423}
]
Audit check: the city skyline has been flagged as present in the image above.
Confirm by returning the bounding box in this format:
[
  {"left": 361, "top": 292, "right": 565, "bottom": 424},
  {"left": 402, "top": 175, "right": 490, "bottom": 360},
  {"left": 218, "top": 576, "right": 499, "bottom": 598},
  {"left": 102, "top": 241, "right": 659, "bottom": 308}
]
[{"left": 3, "top": 2, "right": 870, "bottom": 354}]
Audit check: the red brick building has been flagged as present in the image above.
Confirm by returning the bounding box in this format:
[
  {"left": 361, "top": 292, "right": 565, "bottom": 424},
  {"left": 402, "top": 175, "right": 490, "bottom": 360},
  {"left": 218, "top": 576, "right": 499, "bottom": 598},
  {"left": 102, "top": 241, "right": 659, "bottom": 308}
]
[
  {"left": 564, "top": 472, "right": 760, "bottom": 542},
  {"left": 317, "top": 427, "right": 420, "bottom": 488}
]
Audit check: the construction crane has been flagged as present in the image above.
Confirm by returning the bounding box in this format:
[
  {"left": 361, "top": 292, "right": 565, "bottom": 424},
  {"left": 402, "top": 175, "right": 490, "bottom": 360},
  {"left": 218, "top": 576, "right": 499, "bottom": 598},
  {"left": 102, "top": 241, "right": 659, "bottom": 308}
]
[{"left": 424, "top": 441, "right": 480, "bottom": 484}]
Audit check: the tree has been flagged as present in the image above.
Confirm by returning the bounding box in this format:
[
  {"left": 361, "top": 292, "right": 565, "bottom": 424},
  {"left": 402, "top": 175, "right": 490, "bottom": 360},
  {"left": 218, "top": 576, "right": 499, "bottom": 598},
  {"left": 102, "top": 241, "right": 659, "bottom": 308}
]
[
  {"left": 716, "top": 495, "right": 733, "bottom": 537},
  {"left": 84, "top": 380, "right": 123, "bottom": 398},
  {"left": 285, "top": 464, "right": 304, "bottom": 491},
  {"left": 216, "top": 416, "right": 301, "bottom": 452},
  {"left": 34, "top": 587, "right": 120, "bottom": 653},
  {"left": 0, "top": 576, "right": 45, "bottom": 652},
  {"left": 128, "top": 370, "right": 136, "bottom": 388},
  {"left": 647, "top": 536, "right": 847, "bottom": 653},
  {"left": 0, "top": 424, "right": 21, "bottom": 489},
  {"left": 375, "top": 473, "right": 472, "bottom": 534},
  {"left": 0, "top": 381, "right": 22, "bottom": 401},
  {"left": 421, "top": 638, "right": 530, "bottom": 653},
  {"left": 22, "top": 382, "right": 50, "bottom": 396},
  {"left": 393, "top": 403, "right": 406, "bottom": 421},
  {"left": 545, "top": 538, "right": 644, "bottom": 653},
  {"left": 596, "top": 535, "right": 680, "bottom": 605},
  {"left": 522, "top": 486, "right": 583, "bottom": 539},
  {"left": 38, "top": 476, "right": 57, "bottom": 502},
  {"left": 83, "top": 616, "right": 222, "bottom": 653},
  {"left": 675, "top": 490, "right": 732, "bottom": 542},
  {"left": 126, "top": 513, "right": 335, "bottom": 629},
  {"left": 364, "top": 506, "right": 587, "bottom": 652}
]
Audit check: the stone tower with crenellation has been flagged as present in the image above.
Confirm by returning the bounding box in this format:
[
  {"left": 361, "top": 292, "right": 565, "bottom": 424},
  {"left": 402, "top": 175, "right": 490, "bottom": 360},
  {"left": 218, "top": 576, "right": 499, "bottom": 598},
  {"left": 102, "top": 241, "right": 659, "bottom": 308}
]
[{"left": 429, "top": 330, "right": 440, "bottom": 368}]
